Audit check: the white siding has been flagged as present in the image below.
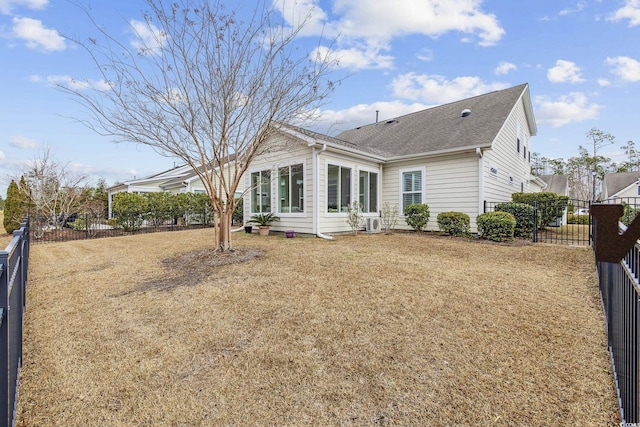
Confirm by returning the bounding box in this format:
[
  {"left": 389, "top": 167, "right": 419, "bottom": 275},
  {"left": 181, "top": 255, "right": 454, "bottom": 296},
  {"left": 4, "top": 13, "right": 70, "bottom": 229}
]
[
  {"left": 383, "top": 153, "right": 480, "bottom": 231},
  {"left": 243, "top": 134, "right": 315, "bottom": 234},
  {"left": 482, "top": 97, "right": 534, "bottom": 203},
  {"left": 317, "top": 152, "right": 381, "bottom": 234}
]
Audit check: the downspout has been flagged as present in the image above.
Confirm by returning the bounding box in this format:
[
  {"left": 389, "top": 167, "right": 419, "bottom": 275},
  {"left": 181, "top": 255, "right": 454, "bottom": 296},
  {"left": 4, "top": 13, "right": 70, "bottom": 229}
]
[
  {"left": 476, "top": 147, "right": 484, "bottom": 217},
  {"left": 313, "top": 144, "right": 333, "bottom": 240}
]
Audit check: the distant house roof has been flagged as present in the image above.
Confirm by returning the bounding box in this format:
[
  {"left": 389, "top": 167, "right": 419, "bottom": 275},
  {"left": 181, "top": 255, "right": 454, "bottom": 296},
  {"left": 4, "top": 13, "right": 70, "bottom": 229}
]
[
  {"left": 538, "top": 174, "right": 568, "bottom": 196},
  {"left": 604, "top": 172, "right": 640, "bottom": 198},
  {"left": 335, "top": 83, "right": 535, "bottom": 158}
]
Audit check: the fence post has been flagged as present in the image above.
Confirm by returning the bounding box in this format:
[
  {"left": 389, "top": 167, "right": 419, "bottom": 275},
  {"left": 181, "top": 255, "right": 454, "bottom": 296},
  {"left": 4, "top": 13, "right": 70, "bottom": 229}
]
[
  {"left": 532, "top": 201, "right": 538, "bottom": 243},
  {"left": 0, "top": 247, "right": 8, "bottom": 427}
]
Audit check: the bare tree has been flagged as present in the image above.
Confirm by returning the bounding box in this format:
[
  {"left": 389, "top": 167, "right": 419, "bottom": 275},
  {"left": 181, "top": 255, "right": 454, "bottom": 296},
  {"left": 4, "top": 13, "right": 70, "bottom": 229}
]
[
  {"left": 62, "top": 0, "right": 337, "bottom": 251},
  {"left": 21, "top": 147, "right": 90, "bottom": 233},
  {"left": 586, "top": 128, "right": 615, "bottom": 202}
]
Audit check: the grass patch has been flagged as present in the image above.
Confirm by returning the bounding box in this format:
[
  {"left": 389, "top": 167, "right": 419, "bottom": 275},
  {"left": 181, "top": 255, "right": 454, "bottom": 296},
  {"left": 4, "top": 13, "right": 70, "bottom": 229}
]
[{"left": 16, "top": 230, "right": 618, "bottom": 426}]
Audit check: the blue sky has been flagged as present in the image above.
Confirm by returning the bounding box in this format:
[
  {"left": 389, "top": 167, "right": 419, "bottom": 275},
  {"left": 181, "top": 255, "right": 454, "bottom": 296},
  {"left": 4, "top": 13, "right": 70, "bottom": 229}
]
[{"left": 1, "top": 0, "right": 640, "bottom": 195}]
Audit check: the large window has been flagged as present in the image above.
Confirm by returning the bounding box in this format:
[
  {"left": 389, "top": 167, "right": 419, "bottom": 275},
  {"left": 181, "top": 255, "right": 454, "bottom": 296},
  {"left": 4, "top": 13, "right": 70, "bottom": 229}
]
[
  {"left": 327, "top": 164, "right": 351, "bottom": 213},
  {"left": 402, "top": 169, "right": 423, "bottom": 213},
  {"left": 359, "top": 170, "right": 378, "bottom": 213},
  {"left": 279, "top": 164, "right": 304, "bottom": 213},
  {"left": 250, "top": 170, "right": 271, "bottom": 213}
]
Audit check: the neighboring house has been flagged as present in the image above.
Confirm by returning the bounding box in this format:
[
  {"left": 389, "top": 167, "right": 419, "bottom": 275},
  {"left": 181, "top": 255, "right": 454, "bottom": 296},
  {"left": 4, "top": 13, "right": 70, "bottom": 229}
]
[
  {"left": 603, "top": 172, "right": 640, "bottom": 204},
  {"left": 244, "top": 83, "right": 545, "bottom": 235},
  {"left": 538, "top": 174, "right": 569, "bottom": 197},
  {"left": 107, "top": 162, "right": 242, "bottom": 217}
]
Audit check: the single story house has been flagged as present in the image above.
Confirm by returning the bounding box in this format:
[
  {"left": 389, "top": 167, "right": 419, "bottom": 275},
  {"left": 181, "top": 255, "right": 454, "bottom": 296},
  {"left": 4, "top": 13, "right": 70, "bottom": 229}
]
[
  {"left": 603, "top": 172, "right": 640, "bottom": 204},
  {"left": 243, "top": 83, "right": 546, "bottom": 235},
  {"left": 107, "top": 161, "right": 243, "bottom": 217}
]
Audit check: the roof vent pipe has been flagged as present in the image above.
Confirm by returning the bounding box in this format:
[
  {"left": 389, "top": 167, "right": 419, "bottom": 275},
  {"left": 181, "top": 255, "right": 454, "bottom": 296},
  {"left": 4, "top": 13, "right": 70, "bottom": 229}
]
[
  {"left": 376, "top": 110, "right": 379, "bottom": 124},
  {"left": 461, "top": 108, "right": 471, "bottom": 118}
]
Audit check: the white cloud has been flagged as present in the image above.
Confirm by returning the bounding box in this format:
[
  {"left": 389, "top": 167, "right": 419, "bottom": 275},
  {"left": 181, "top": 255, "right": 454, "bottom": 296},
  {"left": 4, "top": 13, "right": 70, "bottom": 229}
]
[
  {"left": 606, "top": 56, "right": 640, "bottom": 82},
  {"left": 390, "top": 73, "right": 509, "bottom": 104},
  {"left": 608, "top": 0, "right": 640, "bottom": 26},
  {"left": 534, "top": 92, "right": 601, "bottom": 127},
  {"left": 495, "top": 61, "right": 517, "bottom": 75},
  {"left": 0, "top": 151, "right": 5, "bottom": 161},
  {"left": 311, "top": 100, "right": 430, "bottom": 135},
  {"left": 0, "top": 0, "right": 47, "bottom": 14},
  {"left": 312, "top": 45, "right": 394, "bottom": 70},
  {"left": 30, "top": 74, "right": 112, "bottom": 91},
  {"left": 559, "top": 2, "right": 586, "bottom": 16},
  {"left": 416, "top": 48, "right": 433, "bottom": 62},
  {"left": 598, "top": 78, "right": 611, "bottom": 86},
  {"left": 272, "top": 0, "right": 327, "bottom": 36},
  {"left": 281, "top": 0, "right": 504, "bottom": 70},
  {"left": 547, "top": 60, "right": 585, "bottom": 83},
  {"left": 129, "top": 19, "right": 167, "bottom": 56},
  {"left": 12, "top": 16, "right": 65, "bottom": 52},
  {"left": 9, "top": 135, "right": 38, "bottom": 149}
]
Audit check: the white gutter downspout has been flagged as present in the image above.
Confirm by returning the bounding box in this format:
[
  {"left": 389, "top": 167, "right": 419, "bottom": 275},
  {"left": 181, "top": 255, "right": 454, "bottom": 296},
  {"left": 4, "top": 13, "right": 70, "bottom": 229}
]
[
  {"left": 477, "top": 147, "right": 484, "bottom": 216},
  {"left": 313, "top": 144, "right": 333, "bottom": 240}
]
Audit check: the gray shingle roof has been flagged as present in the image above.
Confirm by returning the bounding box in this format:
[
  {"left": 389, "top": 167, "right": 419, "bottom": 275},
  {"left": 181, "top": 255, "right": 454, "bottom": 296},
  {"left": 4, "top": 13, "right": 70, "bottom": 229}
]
[
  {"left": 335, "top": 83, "right": 532, "bottom": 157},
  {"left": 604, "top": 172, "right": 640, "bottom": 197},
  {"left": 279, "top": 123, "right": 388, "bottom": 157},
  {"left": 538, "top": 174, "right": 569, "bottom": 195}
]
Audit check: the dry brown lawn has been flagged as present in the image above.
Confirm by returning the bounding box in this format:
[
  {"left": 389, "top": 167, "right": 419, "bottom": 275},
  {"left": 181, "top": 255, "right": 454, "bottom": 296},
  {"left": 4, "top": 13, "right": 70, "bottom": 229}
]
[{"left": 16, "top": 230, "right": 618, "bottom": 426}]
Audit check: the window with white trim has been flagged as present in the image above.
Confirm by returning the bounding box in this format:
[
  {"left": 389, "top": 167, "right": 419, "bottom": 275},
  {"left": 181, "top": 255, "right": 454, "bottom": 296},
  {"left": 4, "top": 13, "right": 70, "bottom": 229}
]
[
  {"left": 401, "top": 169, "right": 423, "bottom": 213},
  {"left": 250, "top": 170, "right": 271, "bottom": 213},
  {"left": 359, "top": 170, "right": 378, "bottom": 213},
  {"left": 279, "top": 164, "right": 304, "bottom": 213},
  {"left": 327, "top": 164, "right": 351, "bottom": 213}
]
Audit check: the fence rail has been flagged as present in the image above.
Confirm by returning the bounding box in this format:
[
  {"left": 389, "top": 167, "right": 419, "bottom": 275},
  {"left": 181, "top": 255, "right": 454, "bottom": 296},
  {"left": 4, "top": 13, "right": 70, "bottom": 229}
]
[
  {"left": 484, "top": 198, "right": 592, "bottom": 246},
  {"left": 29, "top": 209, "right": 216, "bottom": 244},
  {"left": 0, "top": 218, "right": 29, "bottom": 427},
  {"left": 595, "top": 214, "right": 640, "bottom": 424}
]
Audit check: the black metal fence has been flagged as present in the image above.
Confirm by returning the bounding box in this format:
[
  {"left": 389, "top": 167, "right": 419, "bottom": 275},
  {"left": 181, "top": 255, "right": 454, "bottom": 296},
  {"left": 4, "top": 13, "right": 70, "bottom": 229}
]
[
  {"left": 0, "top": 218, "right": 29, "bottom": 427},
  {"left": 595, "top": 217, "right": 640, "bottom": 423},
  {"left": 29, "top": 209, "right": 216, "bottom": 244},
  {"left": 484, "top": 198, "right": 592, "bottom": 246}
]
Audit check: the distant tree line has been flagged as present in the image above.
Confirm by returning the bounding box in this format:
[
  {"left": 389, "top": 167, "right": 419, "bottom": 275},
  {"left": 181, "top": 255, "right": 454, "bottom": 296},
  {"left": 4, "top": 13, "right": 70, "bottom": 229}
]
[
  {"left": 531, "top": 127, "right": 638, "bottom": 201},
  {"left": 3, "top": 149, "right": 108, "bottom": 234}
]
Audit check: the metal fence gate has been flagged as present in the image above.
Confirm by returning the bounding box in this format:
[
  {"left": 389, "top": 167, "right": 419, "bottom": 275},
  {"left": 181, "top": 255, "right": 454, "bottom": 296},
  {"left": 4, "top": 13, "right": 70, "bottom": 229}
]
[{"left": 484, "top": 198, "right": 592, "bottom": 246}]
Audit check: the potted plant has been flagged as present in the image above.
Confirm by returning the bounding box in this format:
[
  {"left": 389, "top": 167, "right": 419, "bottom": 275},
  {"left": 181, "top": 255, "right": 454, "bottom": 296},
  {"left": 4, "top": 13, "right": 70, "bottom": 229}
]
[{"left": 249, "top": 212, "right": 280, "bottom": 236}]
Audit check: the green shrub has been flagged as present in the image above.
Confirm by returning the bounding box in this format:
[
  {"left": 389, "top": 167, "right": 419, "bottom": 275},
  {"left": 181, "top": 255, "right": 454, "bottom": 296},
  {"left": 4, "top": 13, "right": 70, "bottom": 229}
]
[
  {"left": 111, "top": 193, "right": 147, "bottom": 231},
  {"left": 511, "top": 192, "right": 569, "bottom": 228},
  {"left": 477, "top": 211, "right": 516, "bottom": 242},
  {"left": 232, "top": 199, "right": 243, "bottom": 225},
  {"left": 495, "top": 202, "right": 535, "bottom": 238},
  {"left": 437, "top": 211, "right": 470, "bottom": 236},
  {"left": 404, "top": 203, "right": 430, "bottom": 231},
  {"left": 567, "top": 214, "right": 589, "bottom": 225},
  {"left": 622, "top": 204, "right": 640, "bottom": 226},
  {"left": 69, "top": 215, "right": 89, "bottom": 231}
]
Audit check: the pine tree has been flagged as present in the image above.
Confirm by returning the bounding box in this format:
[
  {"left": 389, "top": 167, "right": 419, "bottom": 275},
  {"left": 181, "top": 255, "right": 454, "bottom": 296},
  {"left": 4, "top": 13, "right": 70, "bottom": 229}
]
[{"left": 3, "top": 180, "right": 24, "bottom": 234}]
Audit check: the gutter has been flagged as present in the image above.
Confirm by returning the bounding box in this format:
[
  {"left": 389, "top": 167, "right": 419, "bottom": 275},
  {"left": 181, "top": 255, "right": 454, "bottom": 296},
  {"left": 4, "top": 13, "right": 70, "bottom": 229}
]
[
  {"left": 477, "top": 147, "right": 484, "bottom": 216},
  {"left": 312, "top": 143, "right": 334, "bottom": 240}
]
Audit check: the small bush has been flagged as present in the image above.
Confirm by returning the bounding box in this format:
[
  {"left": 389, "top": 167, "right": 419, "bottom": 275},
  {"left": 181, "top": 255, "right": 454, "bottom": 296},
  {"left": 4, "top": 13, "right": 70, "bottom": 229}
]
[
  {"left": 232, "top": 199, "right": 243, "bottom": 225},
  {"left": 477, "top": 211, "right": 516, "bottom": 242},
  {"left": 567, "top": 214, "right": 589, "bottom": 225},
  {"left": 495, "top": 202, "right": 535, "bottom": 238},
  {"left": 381, "top": 202, "right": 399, "bottom": 234},
  {"left": 404, "top": 203, "right": 430, "bottom": 231},
  {"left": 511, "top": 192, "right": 569, "bottom": 228},
  {"left": 622, "top": 204, "right": 640, "bottom": 226},
  {"left": 437, "top": 211, "right": 470, "bottom": 236}
]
